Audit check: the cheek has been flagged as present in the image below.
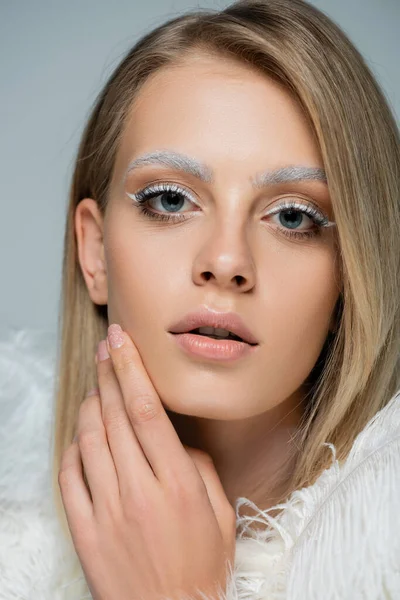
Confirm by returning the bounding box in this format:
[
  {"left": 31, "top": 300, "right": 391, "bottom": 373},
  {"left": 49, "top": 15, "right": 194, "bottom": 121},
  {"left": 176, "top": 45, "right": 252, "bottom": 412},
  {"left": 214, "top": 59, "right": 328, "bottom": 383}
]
[
  {"left": 262, "top": 247, "right": 340, "bottom": 360},
  {"left": 104, "top": 227, "right": 182, "bottom": 331}
]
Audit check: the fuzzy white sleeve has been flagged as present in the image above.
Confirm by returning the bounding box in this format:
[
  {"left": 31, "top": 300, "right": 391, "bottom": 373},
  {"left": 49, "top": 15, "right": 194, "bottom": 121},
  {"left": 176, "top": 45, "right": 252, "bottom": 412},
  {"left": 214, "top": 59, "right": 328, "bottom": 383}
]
[{"left": 0, "top": 327, "right": 87, "bottom": 599}]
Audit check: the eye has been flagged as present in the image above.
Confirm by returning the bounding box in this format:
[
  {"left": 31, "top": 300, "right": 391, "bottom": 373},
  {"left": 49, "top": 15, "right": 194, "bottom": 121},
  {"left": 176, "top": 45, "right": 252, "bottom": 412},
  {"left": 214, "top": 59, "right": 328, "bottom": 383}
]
[
  {"left": 263, "top": 198, "right": 333, "bottom": 241},
  {"left": 127, "top": 183, "right": 336, "bottom": 241},
  {"left": 126, "top": 182, "right": 198, "bottom": 223}
]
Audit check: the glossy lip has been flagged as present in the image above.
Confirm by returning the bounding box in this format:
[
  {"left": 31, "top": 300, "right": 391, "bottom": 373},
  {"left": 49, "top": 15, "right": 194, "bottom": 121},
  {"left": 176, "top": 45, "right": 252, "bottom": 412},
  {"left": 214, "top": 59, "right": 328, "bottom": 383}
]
[
  {"left": 169, "top": 332, "right": 258, "bottom": 362},
  {"left": 168, "top": 306, "right": 259, "bottom": 345}
]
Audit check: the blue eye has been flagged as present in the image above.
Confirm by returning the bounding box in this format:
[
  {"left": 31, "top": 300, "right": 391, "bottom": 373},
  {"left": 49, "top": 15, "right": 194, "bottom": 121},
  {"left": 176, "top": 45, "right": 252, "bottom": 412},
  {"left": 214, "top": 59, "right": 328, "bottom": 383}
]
[
  {"left": 127, "top": 183, "right": 336, "bottom": 241},
  {"left": 264, "top": 199, "right": 334, "bottom": 240},
  {"left": 127, "top": 182, "right": 195, "bottom": 224}
]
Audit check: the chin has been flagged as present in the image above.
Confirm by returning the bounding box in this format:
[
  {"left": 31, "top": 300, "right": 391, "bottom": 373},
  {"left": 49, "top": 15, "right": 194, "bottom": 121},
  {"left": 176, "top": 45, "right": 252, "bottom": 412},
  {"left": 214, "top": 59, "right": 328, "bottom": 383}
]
[{"left": 161, "top": 392, "right": 262, "bottom": 421}]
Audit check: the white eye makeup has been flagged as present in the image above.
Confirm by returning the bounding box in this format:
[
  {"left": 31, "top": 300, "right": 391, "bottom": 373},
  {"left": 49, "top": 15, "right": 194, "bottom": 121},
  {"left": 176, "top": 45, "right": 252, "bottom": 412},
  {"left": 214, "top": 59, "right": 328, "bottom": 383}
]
[{"left": 126, "top": 181, "right": 336, "bottom": 243}]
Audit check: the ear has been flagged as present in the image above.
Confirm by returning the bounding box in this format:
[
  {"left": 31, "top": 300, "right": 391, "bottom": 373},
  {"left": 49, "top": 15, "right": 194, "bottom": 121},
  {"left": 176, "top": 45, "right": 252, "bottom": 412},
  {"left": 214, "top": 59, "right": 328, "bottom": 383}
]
[{"left": 74, "top": 198, "right": 108, "bottom": 305}]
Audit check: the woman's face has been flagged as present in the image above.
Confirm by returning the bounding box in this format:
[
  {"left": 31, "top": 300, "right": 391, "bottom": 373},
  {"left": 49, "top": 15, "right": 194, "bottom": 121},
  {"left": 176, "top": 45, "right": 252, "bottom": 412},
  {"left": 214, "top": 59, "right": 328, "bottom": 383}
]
[{"left": 77, "top": 54, "right": 341, "bottom": 420}]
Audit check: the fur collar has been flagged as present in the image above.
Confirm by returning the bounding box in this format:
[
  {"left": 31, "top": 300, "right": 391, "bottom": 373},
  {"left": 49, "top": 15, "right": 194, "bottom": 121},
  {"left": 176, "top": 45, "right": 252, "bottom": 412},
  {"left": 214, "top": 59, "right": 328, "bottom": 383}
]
[{"left": 1, "top": 327, "right": 399, "bottom": 599}]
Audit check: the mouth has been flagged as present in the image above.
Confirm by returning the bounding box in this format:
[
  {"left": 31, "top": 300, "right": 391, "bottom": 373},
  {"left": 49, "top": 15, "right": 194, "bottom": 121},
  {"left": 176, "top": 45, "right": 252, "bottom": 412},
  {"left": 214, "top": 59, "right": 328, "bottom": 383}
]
[
  {"left": 180, "top": 327, "right": 257, "bottom": 345},
  {"left": 168, "top": 329, "right": 259, "bottom": 361},
  {"left": 168, "top": 306, "right": 260, "bottom": 347}
]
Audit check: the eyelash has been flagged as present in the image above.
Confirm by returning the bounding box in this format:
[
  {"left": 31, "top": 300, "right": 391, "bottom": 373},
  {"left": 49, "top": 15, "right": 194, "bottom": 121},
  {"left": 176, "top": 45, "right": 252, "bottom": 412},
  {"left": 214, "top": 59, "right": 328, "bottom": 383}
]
[{"left": 127, "top": 182, "right": 334, "bottom": 241}]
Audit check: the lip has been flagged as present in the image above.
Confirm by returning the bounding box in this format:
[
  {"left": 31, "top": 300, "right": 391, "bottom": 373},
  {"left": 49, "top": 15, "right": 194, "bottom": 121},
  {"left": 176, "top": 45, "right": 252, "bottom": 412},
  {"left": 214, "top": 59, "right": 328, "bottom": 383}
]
[
  {"left": 169, "top": 332, "right": 258, "bottom": 362},
  {"left": 168, "top": 306, "right": 259, "bottom": 345}
]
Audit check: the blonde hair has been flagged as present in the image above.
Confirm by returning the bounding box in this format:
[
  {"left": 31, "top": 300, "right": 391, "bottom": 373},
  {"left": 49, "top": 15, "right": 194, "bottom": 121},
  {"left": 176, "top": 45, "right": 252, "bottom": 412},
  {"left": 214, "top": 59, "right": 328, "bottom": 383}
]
[{"left": 52, "top": 0, "right": 400, "bottom": 556}]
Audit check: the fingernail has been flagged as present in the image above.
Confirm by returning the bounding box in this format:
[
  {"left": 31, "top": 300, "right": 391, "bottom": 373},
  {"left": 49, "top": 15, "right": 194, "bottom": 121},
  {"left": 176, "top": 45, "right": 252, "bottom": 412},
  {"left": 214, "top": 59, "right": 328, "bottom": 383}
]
[
  {"left": 97, "top": 339, "right": 110, "bottom": 361},
  {"left": 108, "top": 323, "right": 124, "bottom": 349},
  {"left": 86, "top": 387, "right": 99, "bottom": 397}
]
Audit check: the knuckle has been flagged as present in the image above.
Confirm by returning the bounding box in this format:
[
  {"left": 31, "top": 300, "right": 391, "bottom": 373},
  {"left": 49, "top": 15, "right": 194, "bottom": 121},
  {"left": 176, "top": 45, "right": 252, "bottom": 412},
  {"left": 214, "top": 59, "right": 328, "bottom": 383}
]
[
  {"left": 72, "top": 520, "right": 97, "bottom": 553},
  {"left": 58, "top": 455, "right": 72, "bottom": 478},
  {"left": 123, "top": 486, "right": 152, "bottom": 521},
  {"left": 167, "top": 477, "right": 188, "bottom": 501},
  {"left": 102, "top": 496, "right": 120, "bottom": 522},
  {"left": 78, "top": 429, "right": 102, "bottom": 452},
  {"left": 128, "top": 396, "right": 160, "bottom": 424},
  {"left": 58, "top": 455, "right": 77, "bottom": 486},
  {"left": 168, "top": 472, "right": 203, "bottom": 506},
  {"left": 97, "top": 364, "right": 112, "bottom": 384},
  {"left": 58, "top": 466, "right": 72, "bottom": 486}
]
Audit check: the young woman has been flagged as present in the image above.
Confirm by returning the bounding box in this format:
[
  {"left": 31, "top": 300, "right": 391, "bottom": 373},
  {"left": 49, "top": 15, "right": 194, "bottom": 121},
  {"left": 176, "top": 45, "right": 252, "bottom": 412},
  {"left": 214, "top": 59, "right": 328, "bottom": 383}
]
[{"left": 1, "top": 0, "right": 399, "bottom": 598}]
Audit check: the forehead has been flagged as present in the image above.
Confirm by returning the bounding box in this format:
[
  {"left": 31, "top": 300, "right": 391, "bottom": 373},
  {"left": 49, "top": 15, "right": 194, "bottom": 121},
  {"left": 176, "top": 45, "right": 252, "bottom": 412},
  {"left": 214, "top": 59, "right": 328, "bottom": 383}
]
[{"left": 113, "top": 56, "right": 323, "bottom": 185}]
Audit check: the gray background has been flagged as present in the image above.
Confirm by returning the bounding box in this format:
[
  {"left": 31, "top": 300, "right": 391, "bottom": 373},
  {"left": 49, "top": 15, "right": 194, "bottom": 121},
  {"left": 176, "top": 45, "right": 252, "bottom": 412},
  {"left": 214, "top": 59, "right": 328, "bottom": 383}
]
[{"left": 1, "top": 0, "right": 399, "bottom": 335}]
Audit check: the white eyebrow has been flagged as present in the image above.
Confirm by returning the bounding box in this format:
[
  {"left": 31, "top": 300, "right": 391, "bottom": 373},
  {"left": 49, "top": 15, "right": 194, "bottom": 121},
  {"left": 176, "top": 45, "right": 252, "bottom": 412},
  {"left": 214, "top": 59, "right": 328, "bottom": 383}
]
[{"left": 123, "top": 149, "right": 327, "bottom": 187}]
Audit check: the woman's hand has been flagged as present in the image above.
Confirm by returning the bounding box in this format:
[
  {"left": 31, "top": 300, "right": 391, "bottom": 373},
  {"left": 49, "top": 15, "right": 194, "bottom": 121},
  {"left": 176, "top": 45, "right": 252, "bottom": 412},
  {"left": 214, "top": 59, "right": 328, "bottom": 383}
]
[{"left": 58, "top": 324, "right": 236, "bottom": 600}]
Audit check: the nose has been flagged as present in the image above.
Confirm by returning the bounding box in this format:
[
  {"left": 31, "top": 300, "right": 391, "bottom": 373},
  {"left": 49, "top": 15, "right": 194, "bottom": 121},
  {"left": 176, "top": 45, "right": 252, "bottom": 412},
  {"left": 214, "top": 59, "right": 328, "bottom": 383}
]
[{"left": 192, "top": 223, "right": 256, "bottom": 292}]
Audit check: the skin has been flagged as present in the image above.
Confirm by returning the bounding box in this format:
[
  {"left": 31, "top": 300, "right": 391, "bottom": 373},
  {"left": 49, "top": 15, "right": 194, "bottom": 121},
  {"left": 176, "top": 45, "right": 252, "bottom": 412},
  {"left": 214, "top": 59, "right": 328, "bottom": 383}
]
[
  {"left": 75, "top": 53, "right": 341, "bottom": 515},
  {"left": 59, "top": 330, "right": 236, "bottom": 600}
]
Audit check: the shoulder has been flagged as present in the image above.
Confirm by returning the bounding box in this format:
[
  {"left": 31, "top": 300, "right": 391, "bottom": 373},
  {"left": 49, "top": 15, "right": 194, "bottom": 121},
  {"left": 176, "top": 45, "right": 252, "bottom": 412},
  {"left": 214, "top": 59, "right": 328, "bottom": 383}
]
[
  {"left": 0, "top": 326, "right": 57, "bottom": 504},
  {"left": 281, "top": 388, "right": 400, "bottom": 598},
  {"left": 0, "top": 327, "right": 89, "bottom": 598},
  {"left": 230, "top": 388, "right": 400, "bottom": 600}
]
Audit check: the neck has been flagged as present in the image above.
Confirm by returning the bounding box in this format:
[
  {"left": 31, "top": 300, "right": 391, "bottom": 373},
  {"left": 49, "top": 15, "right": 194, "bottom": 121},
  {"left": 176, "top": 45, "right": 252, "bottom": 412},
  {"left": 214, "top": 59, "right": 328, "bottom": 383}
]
[{"left": 168, "top": 389, "right": 304, "bottom": 521}]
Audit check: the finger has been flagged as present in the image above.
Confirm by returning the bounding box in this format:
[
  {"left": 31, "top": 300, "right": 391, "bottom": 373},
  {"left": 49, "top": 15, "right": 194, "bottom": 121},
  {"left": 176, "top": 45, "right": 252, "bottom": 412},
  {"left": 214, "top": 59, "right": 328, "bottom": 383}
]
[
  {"left": 96, "top": 340, "right": 158, "bottom": 495},
  {"left": 58, "top": 438, "right": 93, "bottom": 538},
  {"left": 184, "top": 446, "right": 237, "bottom": 548},
  {"left": 75, "top": 392, "right": 121, "bottom": 519},
  {"left": 106, "top": 324, "right": 196, "bottom": 485}
]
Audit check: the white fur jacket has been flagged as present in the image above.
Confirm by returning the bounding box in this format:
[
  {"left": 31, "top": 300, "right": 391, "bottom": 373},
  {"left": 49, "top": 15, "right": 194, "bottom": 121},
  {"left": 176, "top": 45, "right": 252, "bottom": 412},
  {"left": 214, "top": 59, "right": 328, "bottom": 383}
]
[{"left": 0, "top": 326, "right": 399, "bottom": 600}]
